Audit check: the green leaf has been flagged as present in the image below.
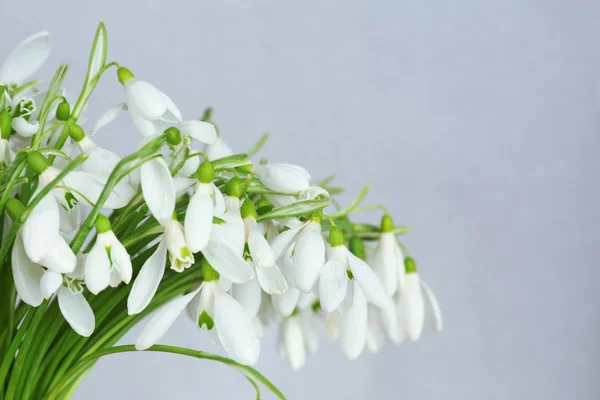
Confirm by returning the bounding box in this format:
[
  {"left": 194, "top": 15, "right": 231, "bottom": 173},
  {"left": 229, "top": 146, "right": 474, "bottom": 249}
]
[
  {"left": 247, "top": 132, "right": 270, "bottom": 157},
  {"left": 86, "top": 22, "right": 108, "bottom": 85},
  {"left": 213, "top": 153, "right": 250, "bottom": 169},
  {"left": 256, "top": 198, "right": 331, "bottom": 222}
]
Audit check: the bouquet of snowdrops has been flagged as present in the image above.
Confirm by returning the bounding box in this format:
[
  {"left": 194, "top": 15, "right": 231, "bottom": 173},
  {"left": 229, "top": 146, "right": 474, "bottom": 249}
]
[{"left": 0, "top": 23, "right": 442, "bottom": 399}]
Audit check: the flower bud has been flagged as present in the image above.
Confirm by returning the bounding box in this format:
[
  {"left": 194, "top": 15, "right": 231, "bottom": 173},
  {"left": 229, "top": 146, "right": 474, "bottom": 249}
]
[
  {"left": 0, "top": 109, "right": 12, "bottom": 140},
  {"left": 381, "top": 214, "right": 394, "bottom": 233},
  {"left": 349, "top": 236, "right": 366, "bottom": 260},
  {"left": 200, "top": 257, "right": 220, "bottom": 282},
  {"left": 68, "top": 123, "right": 85, "bottom": 143},
  {"left": 225, "top": 177, "right": 243, "bottom": 198},
  {"left": 196, "top": 161, "right": 214, "bottom": 184},
  {"left": 164, "top": 127, "right": 181, "bottom": 146},
  {"left": 240, "top": 198, "right": 257, "bottom": 219},
  {"left": 117, "top": 67, "right": 135, "bottom": 85},
  {"left": 95, "top": 214, "right": 112, "bottom": 234},
  {"left": 404, "top": 257, "right": 417, "bottom": 274},
  {"left": 6, "top": 198, "right": 25, "bottom": 221},
  {"left": 27, "top": 151, "right": 49, "bottom": 175},
  {"left": 328, "top": 225, "right": 345, "bottom": 247},
  {"left": 56, "top": 101, "right": 71, "bottom": 121}
]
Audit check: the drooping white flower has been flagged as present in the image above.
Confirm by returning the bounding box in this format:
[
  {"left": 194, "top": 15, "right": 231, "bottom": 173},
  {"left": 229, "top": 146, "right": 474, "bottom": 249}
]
[
  {"left": 369, "top": 215, "right": 405, "bottom": 296},
  {"left": 254, "top": 163, "right": 311, "bottom": 194},
  {"left": 340, "top": 282, "right": 368, "bottom": 360},
  {"left": 84, "top": 215, "right": 132, "bottom": 294},
  {"left": 277, "top": 310, "right": 319, "bottom": 370},
  {"left": 57, "top": 284, "right": 95, "bottom": 337},
  {"left": 0, "top": 31, "right": 51, "bottom": 85},
  {"left": 164, "top": 218, "right": 194, "bottom": 272},
  {"left": 395, "top": 257, "right": 442, "bottom": 341}
]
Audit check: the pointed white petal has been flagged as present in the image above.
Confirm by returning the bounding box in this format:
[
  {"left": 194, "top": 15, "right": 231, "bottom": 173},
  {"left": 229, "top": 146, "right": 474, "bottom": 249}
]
[
  {"left": 340, "top": 285, "right": 367, "bottom": 360},
  {"left": 81, "top": 147, "right": 121, "bottom": 176},
  {"left": 11, "top": 117, "right": 38, "bottom": 137},
  {"left": 372, "top": 233, "right": 399, "bottom": 296},
  {"left": 214, "top": 292, "right": 260, "bottom": 365},
  {"left": 110, "top": 241, "right": 132, "bottom": 284},
  {"left": 22, "top": 194, "right": 60, "bottom": 262},
  {"left": 57, "top": 286, "right": 95, "bottom": 337},
  {"left": 185, "top": 185, "right": 213, "bottom": 252},
  {"left": 125, "top": 80, "right": 167, "bottom": 121},
  {"left": 366, "top": 305, "right": 385, "bottom": 353},
  {"left": 89, "top": 103, "right": 125, "bottom": 136},
  {"left": 254, "top": 163, "right": 310, "bottom": 194},
  {"left": 271, "top": 287, "right": 300, "bottom": 317},
  {"left": 127, "top": 240, "right": 167, "bottom": 314},
  {"left": 248, "top": 229, "right": 274, "bottom": 267},
  {"left": 0, "top": 31, "right": 51, "bottom": 84},
  {"left": 140, "top": 158, "right": 175, "bottom": 225},
  {"left": 325, "top": 311, "right": 342, "bottom": 341},
  {"left": 58, "top": 203, "right": 81, "bottom": 234},
  {"left": 11, "top": 236, "right": 44, "bottom": 306},
  {"left": 397, "top": 273, "right": 424, "bottom": 341},
  {"left": 318, "top": 259, "right": 348, "bottom": 312},
  {"left": 212, "top": 183, "right": 225, "bottom": 216},
  {"left": 136, "top": 288, "right": 200, "bottom": 350},
  {"left": 157, "top": 89, "right": 181, "bottom": 122},
  {"left": 84, "top": 243, "right": 111, "bottom": 295},
  {"left": 180, "top": 120, "right": 217, "bottom": 144},
  {"left": 380, "top": 300, "right": 405, "bottom": 344},
  {"left": 130, "top": 111, "right": 161, "bottom": 137},
  {"left": 347, "top": 250, "right": 391, "bottom": 309},
  {"left": 281, "top": 318, "right": 305, "bottom": 370},
  {"left": 64, "top": 171, "right": 135, "bottom": 210},
  {"left": 396, "top": 245, "right": 406, "bottom": 289},
  {"left": 40, "top": 270, "right": 63, "bottom": 299},
  {"left": 230, "top": 276, "right": 262, "bottom": 318},
  {"left": 421, "top": 279, "right": 442, "bottom": 332},
  {"left": 204, "top": 137, "right": 233, "bottom": 160},
  {"left": 40, "top": 235, "right": 77, "bottom": 273},
  {"left": 173, "top": 176, "right": 196, "bottom": 197},
  {"left": 270, "top": 224, "right": 303, "bottom": 260},
  {"left": 256, "top": 264, "right": 288, "bottom": 294},
  {"left": 289, "top": 224, "right": 325, "bottom": 293},
  {"left": 202, "top": 241, "right": 254, "bottom": 283}
]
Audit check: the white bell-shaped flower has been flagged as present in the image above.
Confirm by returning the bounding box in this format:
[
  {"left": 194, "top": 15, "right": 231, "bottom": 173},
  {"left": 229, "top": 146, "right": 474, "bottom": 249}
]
[
  {"left": 277, "top": 310, "right": 319, "bottom": 370},
  {"left": 254, "top": 163, "right": 311, "bottom": 194},
  {"left": 369, "top": 215, "right": 405, "bottom": 296},
  {"left": 0, "top": 30, "right": 51, "bottom": 85}
]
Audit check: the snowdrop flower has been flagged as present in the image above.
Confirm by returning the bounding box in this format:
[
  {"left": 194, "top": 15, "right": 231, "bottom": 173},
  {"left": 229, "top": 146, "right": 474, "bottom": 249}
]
[
  {"left": 254, "top": 163, "right": 310, "bottom": 194},
  {"left": 240, "top": 199, "right": 287, "bottom": 294},
  {"left": 204, "top": 137, "right": 233, "bottom": 161},
  {"left": 137, "top": 258, "right": 260, "bottom": 365},
  {"left": 68, "top": 122, "right": 122, "bottom": 176},
  {"left": 395, "top": 257, "right": 442, "bottom": 341},
  {"left": 369, "top": 215, "right": 405, "bottom": 296},
  {"left": 269, "top": 213, "right": 326, "bottom": 293},
  {"left": 277, "top": 310, "right": 319, "bottom": 370},
  {"left": 117, "top": 67, "right": 181, "bottom": 137},
  {"left": 84, "top": 215, "right": 132, "bottom": 294},
  {"left": 319, "top": 229, "right": 391, "bottom": 313},
  {"left": 0, "top": 30, "right": 51, "bottom": 85}
]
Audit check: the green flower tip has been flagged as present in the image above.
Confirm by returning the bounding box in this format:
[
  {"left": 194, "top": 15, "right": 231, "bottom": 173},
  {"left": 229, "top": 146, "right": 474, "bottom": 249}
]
[
  {"left": 404, "top": 257, "right": 417, "bottom": 274},
  {"left": 68, "top": 123, "right": 85, "bottom": 142},
  {"left": 198, "top": 310, "right": 214, "bottom": 330},
  {"left": 240, "top": 198, "right": 257, "bottom": 219},
  {"left": 6, "top": 198, "right": 25, "bottom": 221},
  {"left": 95, "top": 214, "right": 112, "bottom": 233},
  {"left": 308, "top": 212, "right": 323, "bottom": 224},
  {"left": 196, "top": 161, "right": 214, "bottom": 184},
  {"left": 56, "top": 101, "right": 71, "bottom": 121},
  {"left": 329, "top": 225, "right": 345, "bottom": 247},
  {"left": 164, "top": 127, "right": 181, "bottom": 146},
  {"left": 381, "top": 214, "right": 394, "bottom": 233},
  {"left": 349, "top": 236, "right": 366, "bottom": 260},
  {"left": 200, "top": 257, "right": 220, "bottom": 282},
  {"left": 27, "top": 151, "right": 49, "bottom": 175},
  {"left": 225, "top": 177, "right": 243, "bottom": 198},
  {"left": 117, "top": 67, "right": 135, "bottom": 85},
  {"left": 0, "top": 109, "right": 12, "bottom": 140}
]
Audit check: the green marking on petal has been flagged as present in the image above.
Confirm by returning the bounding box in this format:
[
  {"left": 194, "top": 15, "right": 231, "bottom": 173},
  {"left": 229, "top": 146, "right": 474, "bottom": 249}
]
[{"left": 198, "top": 310, "right": 215, "bottom": 330}]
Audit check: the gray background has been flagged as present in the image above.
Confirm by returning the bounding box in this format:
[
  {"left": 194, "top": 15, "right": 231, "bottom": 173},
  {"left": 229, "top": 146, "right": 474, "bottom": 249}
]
[{"left": 3, "top": 0, "right": 600, "bottom": 398}]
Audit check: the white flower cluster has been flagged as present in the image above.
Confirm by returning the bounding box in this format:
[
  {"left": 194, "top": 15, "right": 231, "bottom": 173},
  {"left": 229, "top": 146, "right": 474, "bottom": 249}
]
[{"left": 1, "top": 29, "right": 441, "bottom": 370}]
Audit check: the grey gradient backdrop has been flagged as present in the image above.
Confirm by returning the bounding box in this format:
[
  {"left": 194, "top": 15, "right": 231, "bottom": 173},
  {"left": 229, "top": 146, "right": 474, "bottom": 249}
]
[{"left": 3, "top": 1, "right": 600, "bottom": 398}]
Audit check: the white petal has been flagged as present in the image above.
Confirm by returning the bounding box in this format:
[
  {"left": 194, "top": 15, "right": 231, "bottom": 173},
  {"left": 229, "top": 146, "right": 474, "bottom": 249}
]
[
  {"left": 366, "top": 305, "right": 385, "bottom": 353},
  {"left": 256, "top": 264, "right": 288, "bottom": 294},
  {"left": 397, "top": 273, "right": 424, "bottom": 341},
  {"left": 372, "top": 233, "right": 399, "bottom": 296},
  {"left": 40, "top": 235, "right": 77, "bottom": 273},
  {"left": 396, "top": 245, "right": 406, "bottom": 290},
  {"left": 110, "top": 241, "right": 132, "bottom": 284},
  {"left": 214, "top": 292, "right": 260, "bottom": 365},
  {"left": 202, "top": 241, "right": 254, "bottom": 283},
  {"left": 58, "top": 203, "right": 81, "bottom": 234},
  {"left": 421, "top": 279, "right": 442, "bottom": 332},
  {"left": 12, "top": 117, "right": 38, "bottom": 137},
  {"left": 89, "top": 103, "right": 125, "bottom": 136},
  {"left": 84, "top": 243, "right": 111, "bottom": 294},
  {"left": 136, "top": 288, "right": 200, "bottom": 350},
  {"left": 347, "top": 250, "right": 391, "bottom": 309},
  {"left": 300, "top": 311, "right": 319, "bottom": 354},
  {"left": 0, "top": 31, "right": 51, "bottom": 84},
  {"left": 40, "top": 270, "right": 63, "bottom": 299},
  {"left": 130, "top": 111, "right": 161, "bottom": 137},
  {"left": 180, "top": 120, "right": 217, "bottom": 144},
  {"left": 270, "top": 224, "right": 303, "bottom": 260},
  {"left": 248, "top": 230, "right": 275, "bottom": 267},
  {"left": 281, "top": 318, "right": 305, "bottom": 370},
  {"left": 22, "top": 194, "right": 60, "bottom": 262},
  {"left": 81, "top": 147, "right": 121, "bottom": 176},
  {"left": 230, "top": 275, "right": 262, "bottom": 317},
  {"left": 212, "top": 183, "right": 225, "bottom": 216},
  {"left": 318, "top": 259, "right": 348, "bottom": 313},
  {"left": 380, "top": 300, "right": 405, "bottom": 344},
  {"left": 325, "top": 311, "right": 342, "bottom": 341},
  {"left": 140, "top": 158, "right": 175, "bottom": 226},
  {"left": 210, "top": 197, "right": 245, "bottom": 256},
  {"left": 204, "top": 137, "right": 233, "bottom": 160},
  {"left": 289, "top": 223, "right": 325, "bottom": 293},
  {"left": 127, "top": 240, "right": 167, "bottom": 314},
  {"left": 185, "top": 185, "right": 213, "bottom": 252},
  {"left": 157, "top": 89, "right": 181, "bottom": 123},
  {"left": 125, "top": 80, "right": 167, "bottom": 121},
  {"left": 254, "top": 163, "right": 310, "bottom": 194},
  {"left": 11, "top": 236, "right": 44, "bottom": 306},
  {"left": 57, "top": 286, "right": 95, "bottom": 337},
  {"left": 340, "top": 285, "right": 367, "bottom": 360},
  {"left": 271, "top": 287, "right": 300, "bottom": 317}
]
